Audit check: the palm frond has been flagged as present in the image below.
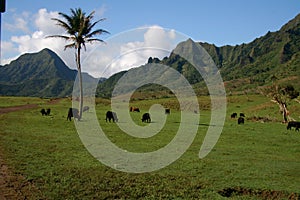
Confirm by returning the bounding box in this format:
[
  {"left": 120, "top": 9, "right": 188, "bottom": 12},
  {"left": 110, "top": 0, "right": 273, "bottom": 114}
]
[
  {"left": 64, "top": 43, "right": 76, "bottom": 50},
  {"left": 47, "top": 8, "right": 109, "bottom": 52},
  {"left": 45, "top": 35, "right": 72, "bottom": 41},
  {"left": 81, "top": 43, "right": 87, "bottom": 51},
  {"left": 86, "top": 10, "right": 96, "bottom": 20},
  {"left": 58, "top": 12, "right": 73, "bottom": 27},
  {"left": 87, "top": 18, "right": 107, "bottom": 33},
  {"left": 85, "top": 29, "right": 109, "bottom": 38},
  {"left": 86, "top": 38, "right": 105, "bottom": 44},
  {"left": 51, "top": 18, "right": 73, "bottom": 32}
]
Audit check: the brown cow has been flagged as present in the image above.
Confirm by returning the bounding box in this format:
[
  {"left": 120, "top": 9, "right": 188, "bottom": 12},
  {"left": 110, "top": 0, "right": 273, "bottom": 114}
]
[{"left": 130, "top": 107, "right": 140, "bottom": 112}]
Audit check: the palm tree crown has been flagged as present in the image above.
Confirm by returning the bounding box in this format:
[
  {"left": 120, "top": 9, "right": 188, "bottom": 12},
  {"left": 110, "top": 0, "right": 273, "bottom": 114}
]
[{"left": 48, "top": 8, "right": 109, "bottom": 51}]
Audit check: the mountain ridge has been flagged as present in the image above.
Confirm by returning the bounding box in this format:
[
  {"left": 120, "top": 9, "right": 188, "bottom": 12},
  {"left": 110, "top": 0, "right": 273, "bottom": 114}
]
[
  {"left": 0, "top": 48, "right": 98, "bottom": 97},
  {"left": 1, "top": 13, "right": 300, "bottom": 97},
  {"left": 97, "top": 13, "right": 300, "bottom": 97}
]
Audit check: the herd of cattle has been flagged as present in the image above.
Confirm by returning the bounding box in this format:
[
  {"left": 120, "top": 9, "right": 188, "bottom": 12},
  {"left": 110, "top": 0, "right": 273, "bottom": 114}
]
[
  {"left": 230, "top": 111, "right": 300, "bottom": 131},
  {"left": 40, "top": 108, "right": 51, "bottom": 116},
  {"left": 231, "top": 112, "right": 245, "bottom": 124},
  {"left": 51, "top": 106, "right": 158, "bottom": 123},
  {"left": 40, "top": 107, "right": 299, "bottom": 131}
]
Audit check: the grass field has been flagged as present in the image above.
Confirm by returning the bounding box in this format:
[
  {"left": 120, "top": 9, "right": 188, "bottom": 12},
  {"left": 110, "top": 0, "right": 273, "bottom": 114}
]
[{"left": 0, "top": 95, "right": 300, "bottom": 199}]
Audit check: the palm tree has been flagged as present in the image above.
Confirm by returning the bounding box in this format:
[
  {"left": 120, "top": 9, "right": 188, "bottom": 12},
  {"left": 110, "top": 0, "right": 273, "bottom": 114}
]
[{"left": 47, "top": 8, "right": 109, "bottom": 120}]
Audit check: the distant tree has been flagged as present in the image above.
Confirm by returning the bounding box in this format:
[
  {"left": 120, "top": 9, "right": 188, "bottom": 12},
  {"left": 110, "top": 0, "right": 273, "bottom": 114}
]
[
  {"left": 152, "top": 57, "right": 160, "bottom": 63},
  {"left": 262, "top": 80, "right": 299, "bottom": 123},
  {"left": 147, "top": 57, "right": 153, "bottom": 63},
  {"left": 47, "top": 8, "right": 109, "bottom": 120}
]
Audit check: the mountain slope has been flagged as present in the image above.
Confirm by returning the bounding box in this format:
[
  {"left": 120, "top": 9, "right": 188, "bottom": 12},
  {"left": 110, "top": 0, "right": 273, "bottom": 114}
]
[
  {"left": 1, "top": 14, "right": 300, "bottom": 98},
  {"left": 97, "top": 13, "right": 300, "bottom": 97},
  {"left": 0, "top": 48, "right": 97, "bottom": 97},
  {"left": 199, "top": 13, "right": 300, "bottom": 89}
]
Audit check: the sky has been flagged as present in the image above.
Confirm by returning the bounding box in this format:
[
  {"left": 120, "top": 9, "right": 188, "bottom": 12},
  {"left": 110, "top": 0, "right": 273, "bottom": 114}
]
[{"left": 1, "top": 0, "right": 300, "bottom": 78}]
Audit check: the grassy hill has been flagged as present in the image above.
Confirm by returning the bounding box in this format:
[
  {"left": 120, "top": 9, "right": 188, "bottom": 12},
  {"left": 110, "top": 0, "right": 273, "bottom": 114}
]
[{"left": 0, "top": 49, "right": 98, "bottom": 97}]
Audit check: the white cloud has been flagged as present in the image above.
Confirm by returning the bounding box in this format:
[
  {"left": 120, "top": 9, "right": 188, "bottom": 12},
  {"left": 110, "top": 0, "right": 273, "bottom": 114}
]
[
  {"left": 34, "top": 8, "right": 63, "bottom": 35},
  {"left": 104, "top": 26, "right": 177, "bottom": 77},
  {"left": 94, "top": 5, "right": 107, "bottom": 18},
  {"left": 76, "top": 26, "right": 180, "bottom": 78},
  {"left": 1, "top": 8, "right": 76, "bottom": 69},
  {"left": 4, "top": 11, "right": 31, "bottom": 33},
  {"left": 2, "top": 8, "right": 180, "bottom": 79}
]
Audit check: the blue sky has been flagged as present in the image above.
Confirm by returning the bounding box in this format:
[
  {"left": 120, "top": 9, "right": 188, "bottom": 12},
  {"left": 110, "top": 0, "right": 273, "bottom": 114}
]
[{"left": 1, "top": 0, "right": 300, "bottom": 77}]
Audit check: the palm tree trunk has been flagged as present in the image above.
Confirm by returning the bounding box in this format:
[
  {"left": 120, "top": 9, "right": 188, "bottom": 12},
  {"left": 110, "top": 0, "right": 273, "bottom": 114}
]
[{"left": 76, "top": 47, "right": 83, "bottom": 120}]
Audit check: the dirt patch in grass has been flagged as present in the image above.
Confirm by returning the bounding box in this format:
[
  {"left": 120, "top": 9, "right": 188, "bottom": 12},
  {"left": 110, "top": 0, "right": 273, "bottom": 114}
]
[
  {"left": 0, "top": 104, "right": 38, "bottom": 115},
  {"left": 247, "top": 115, "right": 280, "bottom": 123},
  {"left": 0, "top": 148, "right": 41, "bottom": 199},
  {"left": 0, "top": 97, "right": 64, "bottom": 115},
  {"left": 47, "top": 98, "right": 63, "bottom": 105},
  {"left": 218, "top": 187, "right": 299, "bottom": 199},
  {"left": 0, "top": 98, "right": 65, "bottom": 198}
]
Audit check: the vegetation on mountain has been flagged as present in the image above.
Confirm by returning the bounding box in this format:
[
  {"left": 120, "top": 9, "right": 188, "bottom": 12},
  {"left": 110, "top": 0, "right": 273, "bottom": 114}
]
[
  {"left": 199, "top": 13, "right": 300, "bottom": 91},
  {"left": 97, "top": 14, "right": 300, "bottom": 98},
  {"left": 0, "top": 49, "right": 73, "bottom": 97},
  {"left": 0, "top": 14, "right": 300, "bottom": 99}
]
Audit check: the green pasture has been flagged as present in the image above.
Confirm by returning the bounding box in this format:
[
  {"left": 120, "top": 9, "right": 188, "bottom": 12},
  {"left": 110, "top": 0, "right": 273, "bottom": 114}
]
[
  {"left": 0, "top": 96, "right": 47, "bottom": 108},
  {"left": 0, "top": 95, "right": 299, "bottom": 199}
]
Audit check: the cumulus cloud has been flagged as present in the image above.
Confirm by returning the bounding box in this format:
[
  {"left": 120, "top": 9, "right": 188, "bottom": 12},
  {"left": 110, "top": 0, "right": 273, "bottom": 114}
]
[
  {"left": 2, "top": 8, "right": 76, "bottom": 69},
  {"left": 2, "top": 8, "right": 181, "bottom": 79},
  {"left": 89, "top": 26, "right": 179, "bottom": 78},
  {"left": 34, "top": 9, "right": 63, "bottom": 35},
  {"left": 4, "top": 11, "right": 31, "bottom": 33}
]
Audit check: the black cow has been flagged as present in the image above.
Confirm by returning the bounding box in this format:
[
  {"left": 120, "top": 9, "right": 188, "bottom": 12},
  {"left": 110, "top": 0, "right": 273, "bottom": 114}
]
[
  {"left": 67, "top": 108, "right": 79, "bottom": 121},
  {"left": 142, "top": 113, "right": 151, "bottom": 123},
  {"left": 41, "top": 108, "right": 51, "bottom": 116},
  {"left": 165, "top": 108, "right": 170, "bottom": 115},
  {"left": 287, "top": 121, "right": 300, "bottom": 131},
  {"left": 40, "top": 108, "right": 47, "bottom": 116},
  {"left": 238, "top": 117, "right": 244, "bottom": 124},
  {"left": 231, "top": 113, "right": 237, "bottom": 118},
  {"left": 106, "top": 111, "right": 118, "bottom": 122},
  {"left": 46, "top": 108, "right": 51, "bottom": 116},
  {"left": 83, "top": 106, "right": 90, "bottom": 112},
  {"left": 240, "top": 113, "right": 245, "bottom": 117}
]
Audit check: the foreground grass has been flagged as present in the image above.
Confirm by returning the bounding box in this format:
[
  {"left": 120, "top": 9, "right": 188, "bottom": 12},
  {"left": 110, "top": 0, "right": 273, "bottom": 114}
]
[{"left": 0, "top": 95, "right": 299, "bottom": 199}]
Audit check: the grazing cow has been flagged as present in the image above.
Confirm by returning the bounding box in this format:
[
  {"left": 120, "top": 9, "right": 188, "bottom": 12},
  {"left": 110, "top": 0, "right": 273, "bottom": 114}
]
[
  {"left": 130, "top": 107, "right": 140, "bottom": 112},
  {"left": 106, "top": 111, "right": 118, "bottom": 122},
  {"left": 238, "top": 117, "right": 244, "bottom": 124},
  {"left": 231, "top": 113, "right": 237, "bottom": 118},
  {"left": 83, "top": 106, "right": 90, "bottom": 112},
  {"left": 287, "top": 121, "right": 300, "bottom": 131},
  {"left": 67, "top": 108, "right": 79, "bottom": 121},
  {"left": 142, "top": 113, "right": 151, "bottom": 123},
  {"left": 40, "top": 108, "right": 47, "bottom": 116},
  {"left": 165, "top": 108, "right": 170, "bottom": 115},
  {"left": 46, "top": 108, "right": 51, "bottom": 116},
  {"left": 240, "top": 113, "right": 245, "bottom": 117}
]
